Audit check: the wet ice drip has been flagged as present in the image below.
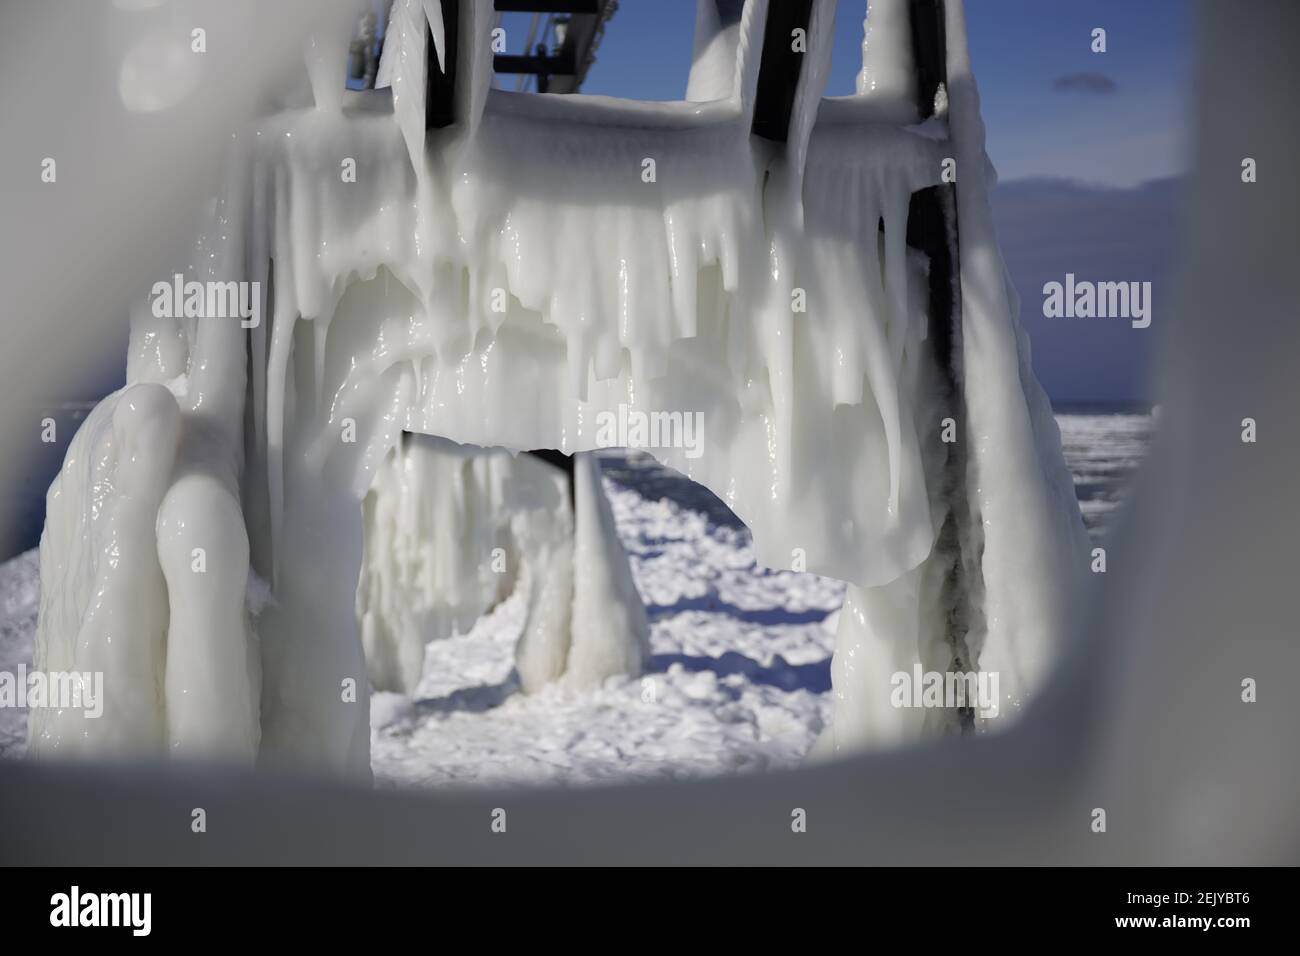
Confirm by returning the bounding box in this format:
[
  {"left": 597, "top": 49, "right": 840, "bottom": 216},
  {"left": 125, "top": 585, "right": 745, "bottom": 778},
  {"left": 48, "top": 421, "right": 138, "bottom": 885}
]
[{"left": 31, "top": 0, "right": 1087, "bottom": 775}]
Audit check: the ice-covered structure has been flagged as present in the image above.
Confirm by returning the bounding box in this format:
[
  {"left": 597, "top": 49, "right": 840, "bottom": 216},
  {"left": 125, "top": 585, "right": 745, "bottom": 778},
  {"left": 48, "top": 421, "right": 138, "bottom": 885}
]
[
  {"left": 30, "top": 0, "right": 1087, "bottom": 776},
  {"left": 357, "top": 437, "right": 647, "bottom": 696}
]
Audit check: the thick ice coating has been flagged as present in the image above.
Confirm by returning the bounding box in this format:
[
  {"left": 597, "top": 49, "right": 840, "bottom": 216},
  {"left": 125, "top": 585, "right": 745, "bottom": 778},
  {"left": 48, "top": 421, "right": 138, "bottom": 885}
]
[
  {"left": 357, "top": 436, "right": 647, "bottom": 696},
  {"left": 32, "top": 0, "right": 1087, "bottom": 775}
]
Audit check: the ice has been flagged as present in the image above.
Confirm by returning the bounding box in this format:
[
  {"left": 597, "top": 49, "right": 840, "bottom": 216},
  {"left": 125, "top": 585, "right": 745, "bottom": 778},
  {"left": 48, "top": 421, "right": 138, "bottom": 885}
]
[
  {"left": 357, "top": 437, "right": 568, "bottom": 696},
  {"left": 357, "top": 436, "right": 646, "bottom": 696},
  {"left": 565, "top": 451, "right": 651, "bottom": 688},
  {"left": 856, "top": 0, "right": 917, "bottom": 119},
  {"left": 686, "top": 0, "right": 742, "bottom": 102},
  {"left": 30, "top": 0, "right": 1087, "bottom": 775}
]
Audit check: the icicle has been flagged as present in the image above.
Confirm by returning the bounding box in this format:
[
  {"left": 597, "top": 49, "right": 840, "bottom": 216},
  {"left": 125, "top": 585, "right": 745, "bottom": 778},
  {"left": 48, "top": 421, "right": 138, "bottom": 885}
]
[
  {"left": 424, "top": 0, "right": 447, "bottom": 74},
  {"left": 856, "top": 0, "right": 917, "bottom": 121},
  {"left": 686, "top": 0, "right": 742, "bottom": 102}
]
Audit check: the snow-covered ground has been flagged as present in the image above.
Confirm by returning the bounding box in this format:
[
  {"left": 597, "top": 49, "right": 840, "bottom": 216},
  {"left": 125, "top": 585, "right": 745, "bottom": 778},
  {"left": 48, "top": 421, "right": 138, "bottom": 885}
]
[
  {"left": 0, "top": 548, "right": 38, "bottom": 759},
  {"left": 0, "top": 413, "right": 1151, "bottom": 784}
]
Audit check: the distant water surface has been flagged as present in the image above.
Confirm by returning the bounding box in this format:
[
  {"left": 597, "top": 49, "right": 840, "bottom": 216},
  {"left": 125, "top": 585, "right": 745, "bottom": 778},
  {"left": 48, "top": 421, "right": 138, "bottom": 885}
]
[{"left": 1053, "top": 402, "right": 1155, "bottom": 541}]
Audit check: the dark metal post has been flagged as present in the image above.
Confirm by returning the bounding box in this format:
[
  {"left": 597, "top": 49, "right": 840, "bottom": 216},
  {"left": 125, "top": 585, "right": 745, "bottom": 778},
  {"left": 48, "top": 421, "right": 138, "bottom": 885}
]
[
  {"left": 904, "top": 0, "right": 979, "bottom": 732},
  {"left": 751, "top": 0, "right": 814, "bottom": 142},
  {"left": 426, "top": 0, "right": 460, "bottom": 128}
]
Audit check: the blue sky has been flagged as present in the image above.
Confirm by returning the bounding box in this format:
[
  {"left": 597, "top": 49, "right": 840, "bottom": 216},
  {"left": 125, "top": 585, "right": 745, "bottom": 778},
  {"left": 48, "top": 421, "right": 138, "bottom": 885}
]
[
  {"left": 504, "top": 0, "right": 1191, "bottom": 189},
  {"left": 948, "top": 0, "right": 1190, "bottom": 187}
]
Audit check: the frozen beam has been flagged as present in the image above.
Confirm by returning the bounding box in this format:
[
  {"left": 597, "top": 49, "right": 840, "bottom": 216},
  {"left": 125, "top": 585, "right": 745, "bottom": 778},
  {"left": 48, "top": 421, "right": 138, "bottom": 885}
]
[
  {"left": 907, "top": 0, "right": 947, "bottom": 118},
  {"left": 425, "top": 0, "right": 459, "bottom": 128},
  {"left": 904, "top": 0, "right": 955, "bottom": 340},
  {"left": 493, "top": 51, "right": 578, "bottom": 84},
  {"left": 751, "top": 0, "right": 814, "bottom": 142}
]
